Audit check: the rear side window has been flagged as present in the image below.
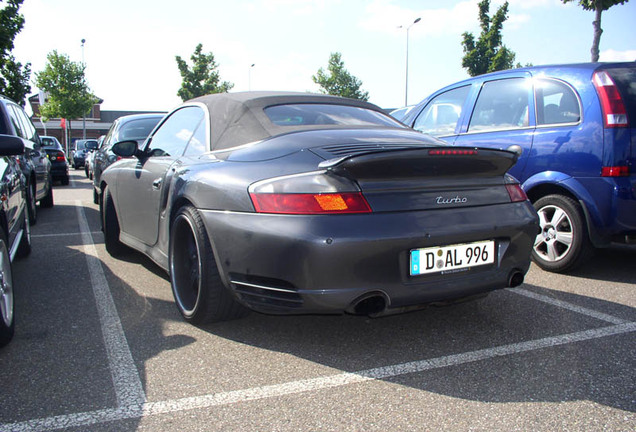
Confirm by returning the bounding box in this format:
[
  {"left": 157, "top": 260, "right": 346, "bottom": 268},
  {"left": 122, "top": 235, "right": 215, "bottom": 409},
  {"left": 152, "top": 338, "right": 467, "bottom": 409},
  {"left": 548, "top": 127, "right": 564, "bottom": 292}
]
[
  {"left": 606, "top": 67, "right": 636, "bottom": 124},
  {"left": 413, "top": 86, "right": 469, "bottom": 136},
  {"left": 265, "top": 104, "right": 401, "bottom": 127},
  {"left": 535, "top": 78, "right": 581, "bottom": 125},
  {"left": 468, "top": 78, "right": 530, "bottom": 132}
]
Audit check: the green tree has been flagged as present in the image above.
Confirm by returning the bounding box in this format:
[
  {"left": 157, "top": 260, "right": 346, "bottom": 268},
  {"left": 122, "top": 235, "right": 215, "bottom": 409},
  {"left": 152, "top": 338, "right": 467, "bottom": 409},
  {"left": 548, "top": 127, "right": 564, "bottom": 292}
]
[
  {"left": 34, "top": 50, "right": 98, "bottom": 128},
  {"left": 176, "top": 44, "right": 233, "bottom": 101},
  {"left": 461, "top": 0, "right": 517, "bottom": 77},
  {"left": 0, "top": 0, "right": 30, "bottom": 105},
  {"left": 312, "top": 52, "right": 369, "bottom": 101},
  {"left": 562, "top": 0, "right": 629, "bottom": 62}
]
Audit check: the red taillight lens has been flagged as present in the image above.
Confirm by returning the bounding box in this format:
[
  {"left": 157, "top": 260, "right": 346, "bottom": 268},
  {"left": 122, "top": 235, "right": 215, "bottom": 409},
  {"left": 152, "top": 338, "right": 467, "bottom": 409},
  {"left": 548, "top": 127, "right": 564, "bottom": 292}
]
[
  {"left": 505, "top": 184, "right": 528, "bottom": 202},
  {"left": 250, "top": 192, "right": 372, "bottom": 214},
  {"left": 54, "top": 151, "right": 65, "bottom": 161},
  {"left": 593, "top": 71, "right": 628, "bottom": 128},
  {"left": 601, "top": 166, "right": 630, "bottom": 177}
]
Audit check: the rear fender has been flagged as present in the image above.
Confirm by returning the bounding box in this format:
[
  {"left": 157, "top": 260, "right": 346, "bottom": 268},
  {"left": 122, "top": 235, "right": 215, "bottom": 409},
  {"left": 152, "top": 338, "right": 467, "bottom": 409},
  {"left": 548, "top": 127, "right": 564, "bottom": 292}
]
[{"left": 522, "top": 171, "right": 609, "bottom": 247}]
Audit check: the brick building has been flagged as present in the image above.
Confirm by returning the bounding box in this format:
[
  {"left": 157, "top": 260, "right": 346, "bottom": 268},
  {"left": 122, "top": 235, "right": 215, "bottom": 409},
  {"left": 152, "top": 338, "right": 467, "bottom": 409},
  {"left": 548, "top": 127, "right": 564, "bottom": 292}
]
[{"left": 27, "top": 94, "right": 164, "bottom": 153}]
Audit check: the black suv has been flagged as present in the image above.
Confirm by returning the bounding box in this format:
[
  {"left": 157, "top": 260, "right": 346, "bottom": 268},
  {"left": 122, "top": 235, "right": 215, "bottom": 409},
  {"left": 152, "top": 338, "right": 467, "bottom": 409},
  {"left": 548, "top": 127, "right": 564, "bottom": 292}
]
[
  {"left": 0, "top": 95, "right": 54, "bottom": 224},
  {"left": 0, "top": 134, "right": 33, "bottom": 347}
]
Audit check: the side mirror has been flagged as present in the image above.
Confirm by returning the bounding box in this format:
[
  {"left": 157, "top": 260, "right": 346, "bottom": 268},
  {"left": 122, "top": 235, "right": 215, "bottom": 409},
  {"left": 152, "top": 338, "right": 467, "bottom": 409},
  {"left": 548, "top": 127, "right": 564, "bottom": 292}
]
[
  {"left": 111, "top": 140, "right": 139, "bottom": 158},
  {"left": 0, "top": 134, "right": 26, "bottom": 156}
]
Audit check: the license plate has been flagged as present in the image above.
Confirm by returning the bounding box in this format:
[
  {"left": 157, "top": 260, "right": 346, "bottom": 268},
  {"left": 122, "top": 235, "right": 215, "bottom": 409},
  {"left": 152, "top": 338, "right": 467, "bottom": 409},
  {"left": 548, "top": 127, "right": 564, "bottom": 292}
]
[{"left": 410, "top": 240, "right": 495, "bottom": 276}]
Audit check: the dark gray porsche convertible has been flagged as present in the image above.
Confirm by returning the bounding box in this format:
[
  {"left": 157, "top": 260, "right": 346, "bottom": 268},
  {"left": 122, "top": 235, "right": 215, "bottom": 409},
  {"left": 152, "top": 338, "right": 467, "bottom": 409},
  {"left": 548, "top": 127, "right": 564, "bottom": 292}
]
[{"left": 99, "top": 92, "right": 538, "bottom": 324}]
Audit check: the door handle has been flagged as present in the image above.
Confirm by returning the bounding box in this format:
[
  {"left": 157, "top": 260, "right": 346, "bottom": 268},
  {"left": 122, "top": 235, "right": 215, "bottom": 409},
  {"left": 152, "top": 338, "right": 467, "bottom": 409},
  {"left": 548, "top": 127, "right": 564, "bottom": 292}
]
[{"left": 152, "top": 178, "right": 162, "bottom": 190}]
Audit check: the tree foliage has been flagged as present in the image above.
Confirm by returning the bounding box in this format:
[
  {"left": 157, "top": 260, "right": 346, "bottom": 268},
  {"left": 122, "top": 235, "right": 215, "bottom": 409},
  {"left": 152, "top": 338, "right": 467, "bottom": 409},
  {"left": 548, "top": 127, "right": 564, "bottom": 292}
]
[
  {"left": 312, "top": 52, "right": 369, "bottom": 101},
  {"left": 0, "top": 0, "right": 30, "bottom": 105},
  {"left": 562, "top": 0, "right": 629, "bottom": 62},
  {"left": 176, "top": 44, "right": 233, "bottom": 101},
  {"left": 461, "top": 0, "right": 517, "bottom": 77},
  {"left": 34, "top": 50, "right": 98, "bottom": 121}
]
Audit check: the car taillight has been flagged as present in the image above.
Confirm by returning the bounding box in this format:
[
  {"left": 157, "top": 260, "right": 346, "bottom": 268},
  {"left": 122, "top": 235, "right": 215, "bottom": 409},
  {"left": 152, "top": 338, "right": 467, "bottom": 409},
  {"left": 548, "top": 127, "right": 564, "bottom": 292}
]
[
  {"left": 505, "top": 184, "right": 528, "bottom": 202},
  {"left": 601, "top": 166, "right": 630, "bottom": 177},
  {"left": 50, "top": 151, "right": 65, "bottom": 161},
  {"left": 592, "top": 71, "right": 629, "bottom": 128},
  {"left": 429, "top": 149, "right": 478, "bottom": 156},
  {"left": 250, "top": 192, "right": 371, "bottom": 214}
]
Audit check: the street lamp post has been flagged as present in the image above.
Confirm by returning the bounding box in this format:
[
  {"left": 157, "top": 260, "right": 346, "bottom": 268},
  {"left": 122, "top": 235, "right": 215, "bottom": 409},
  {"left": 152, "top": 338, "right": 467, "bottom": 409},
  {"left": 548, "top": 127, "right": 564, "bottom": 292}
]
[
  {"left": 402, "top": 17, "right": 421, "bottom": 107},
  {"left": 81, "top": 38, "right": 86, "bottom": 139},
  {"left": 248, "top": 63, "right": 255, "bottom": 91}
]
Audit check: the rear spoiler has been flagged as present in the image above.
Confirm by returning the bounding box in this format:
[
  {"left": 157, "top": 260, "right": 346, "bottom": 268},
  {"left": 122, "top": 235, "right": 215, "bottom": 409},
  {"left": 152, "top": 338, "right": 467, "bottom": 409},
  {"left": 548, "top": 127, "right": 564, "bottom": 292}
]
[{"left": 322, "top": 147, "right": 519, "bottom": 181}]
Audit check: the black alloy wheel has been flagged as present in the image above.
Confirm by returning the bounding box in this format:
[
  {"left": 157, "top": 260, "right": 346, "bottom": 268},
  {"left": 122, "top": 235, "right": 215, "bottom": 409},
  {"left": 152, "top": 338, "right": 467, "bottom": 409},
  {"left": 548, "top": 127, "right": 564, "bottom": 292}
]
[
  {"left": 26, "top": 182, "right": 36, "bottom": 225},
  {"left": 16, "top": 206, "right": 31, "bottom": 258},
  {"left": 102, "top": 186, "right": 130, "bottom": 257},
  {"left": 169, "top": 205, "right": 247, "bottom": 324}
]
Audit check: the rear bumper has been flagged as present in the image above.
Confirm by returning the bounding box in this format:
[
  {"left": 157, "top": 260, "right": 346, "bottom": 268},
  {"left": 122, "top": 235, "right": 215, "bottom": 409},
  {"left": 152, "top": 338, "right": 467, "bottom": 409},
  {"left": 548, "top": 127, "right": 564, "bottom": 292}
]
[
  {"left": 199, "top": 202, "right": 539, "bottom": 315},
  {"left": 50, "top": 163, "right": 69, "bottom": 179},
  {"left": 577, "top": 175, "right": 636, "bottom": 247}
]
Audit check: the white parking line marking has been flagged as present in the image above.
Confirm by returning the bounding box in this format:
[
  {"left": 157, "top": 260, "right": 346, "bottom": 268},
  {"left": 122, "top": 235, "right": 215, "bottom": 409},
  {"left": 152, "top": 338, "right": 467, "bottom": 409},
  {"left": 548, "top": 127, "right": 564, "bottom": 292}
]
[
  {"left": 6, "top": 198, "right": 632, "bottom": 431},
  {"left": 3, "top": 322, "right": 634, "bottom": 432},
  {"left": 511, "top": 287, "right": 628, "bottom": 325},
  {"left": 75, "top": 202, "right": 146, "bottom": 407}
]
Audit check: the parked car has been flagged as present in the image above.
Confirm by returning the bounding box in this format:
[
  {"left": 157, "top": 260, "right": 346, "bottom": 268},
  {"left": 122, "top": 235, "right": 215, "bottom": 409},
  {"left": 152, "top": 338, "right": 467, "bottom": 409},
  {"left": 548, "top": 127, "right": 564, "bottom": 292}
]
[
  {"left": 403, "top": 62, "right": 636, "bottom": 273},
  {"left": 71, "top": 139, "right": 98, "bottom": 169},
  {"left": 40, "top": 135, "right": 70, "bottom": 185},
  {"left": 85, "top": 135, "right": 103, "bottom": 180},
  {"left": 92, "top": 113, "right": 164, "bottom": 204},
  {"left": 0, "top": 134, "right": 33, "bottom": 347},
  {"left": 0, "top": 95, "right": 54, "bottom": 224},
  {"left": 100, "top": 91, "right": 538, "bottom": 325}
]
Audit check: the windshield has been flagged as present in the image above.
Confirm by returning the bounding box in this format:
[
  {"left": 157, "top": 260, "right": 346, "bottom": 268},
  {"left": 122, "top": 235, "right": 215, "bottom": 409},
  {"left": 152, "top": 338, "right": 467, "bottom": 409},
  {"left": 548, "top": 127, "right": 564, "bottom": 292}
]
[
  {"left": 115, "top": 118, "right": 162, "bottom": 142},
  {"left": 265, "top": 104, "right": 404, "bottom": 128}
]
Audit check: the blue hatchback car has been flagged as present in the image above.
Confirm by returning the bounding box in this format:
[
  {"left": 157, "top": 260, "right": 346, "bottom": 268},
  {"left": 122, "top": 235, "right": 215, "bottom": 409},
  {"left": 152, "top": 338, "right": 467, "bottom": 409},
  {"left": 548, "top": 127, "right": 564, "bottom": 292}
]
[{"left": 403, "top": 62, "right": 636, "bottom": 272}]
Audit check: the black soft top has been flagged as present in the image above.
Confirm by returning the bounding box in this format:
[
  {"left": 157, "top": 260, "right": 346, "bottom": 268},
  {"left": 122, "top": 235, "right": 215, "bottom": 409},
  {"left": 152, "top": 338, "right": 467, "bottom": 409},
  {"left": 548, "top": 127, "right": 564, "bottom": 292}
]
[{"left": 188, "top": 91, "right": 399, "bottom": 151}]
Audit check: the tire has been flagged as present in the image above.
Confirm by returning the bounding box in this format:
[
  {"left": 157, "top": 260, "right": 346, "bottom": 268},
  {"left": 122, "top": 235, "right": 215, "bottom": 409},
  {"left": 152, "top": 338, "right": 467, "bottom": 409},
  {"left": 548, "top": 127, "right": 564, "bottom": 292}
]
[
  {"left": 0, "top": 229, "right": 15, "bottom": 347},
  {"left": 62, "top": 176, "right": 70, "bottom": 186},
  {"left": 532, "top": 194, "right": 594, "bottom": 273},
  {"left": 93, "top": 188, "right": 99, "bottom": 205},
  {"left": 40, "top": 179, "right": 54, "bottom": 208},
  {"left": 169, "top": 205, "right": 248, "bottom": 324},
  {"left": 102, "top": 186, "right": 130, "bottom": 257},
  {"left": 85, "top": 165, "right": 89, "bottom": 178},
  {"left": 26, "top": 182, "right": 37, "bottom": 225},
  {"left": 16, "top": 206, "right": 31, "bottom": 259}
]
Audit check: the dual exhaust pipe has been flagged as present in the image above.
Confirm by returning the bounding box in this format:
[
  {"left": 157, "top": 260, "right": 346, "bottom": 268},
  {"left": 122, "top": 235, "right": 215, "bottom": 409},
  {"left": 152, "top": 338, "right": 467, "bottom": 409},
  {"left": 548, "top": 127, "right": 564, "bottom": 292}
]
[{"left": 347, "top": 269, "right": 525, "bottom": 317}]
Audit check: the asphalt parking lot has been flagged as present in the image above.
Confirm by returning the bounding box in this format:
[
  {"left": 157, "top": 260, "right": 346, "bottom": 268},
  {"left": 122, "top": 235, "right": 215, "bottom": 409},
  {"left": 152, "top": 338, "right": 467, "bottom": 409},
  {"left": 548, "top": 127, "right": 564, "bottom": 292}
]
[{"left": 0, "top": 171, "right": 634, "bottom": 432}]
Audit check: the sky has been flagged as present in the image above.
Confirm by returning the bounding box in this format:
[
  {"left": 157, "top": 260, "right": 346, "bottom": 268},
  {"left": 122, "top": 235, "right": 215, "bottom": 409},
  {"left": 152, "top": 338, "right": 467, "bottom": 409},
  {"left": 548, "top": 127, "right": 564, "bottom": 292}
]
[{"left": 12, "top": 0, "right": 636, "bottom": 114}]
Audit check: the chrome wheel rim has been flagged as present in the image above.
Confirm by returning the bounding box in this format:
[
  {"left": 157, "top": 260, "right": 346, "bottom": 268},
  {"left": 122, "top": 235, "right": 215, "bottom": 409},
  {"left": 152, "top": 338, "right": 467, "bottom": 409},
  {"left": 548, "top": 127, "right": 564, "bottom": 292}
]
[
  {"left": 534, "top": 204, "right": 573, "bottom": 262},
  {"left": 0, "top": 240, "right": 13, "bottom": 328}
]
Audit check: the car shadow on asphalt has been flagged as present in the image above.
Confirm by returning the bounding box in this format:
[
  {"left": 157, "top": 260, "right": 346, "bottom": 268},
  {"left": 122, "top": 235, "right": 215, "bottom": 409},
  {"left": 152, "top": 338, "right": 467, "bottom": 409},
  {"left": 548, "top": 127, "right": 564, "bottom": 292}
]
[
  {"left": 563, "top": 243, "right": 636, "bottom": 283},
  {"left": 92, "top": 214, "right": 636, "bottom": 416}
]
